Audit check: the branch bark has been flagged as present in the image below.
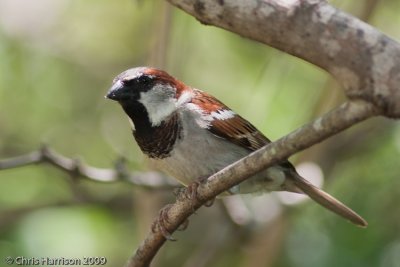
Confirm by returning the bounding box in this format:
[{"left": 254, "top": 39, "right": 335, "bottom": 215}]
[
  {"left": 126, "top": 100, "right": 379, "bottom": 267},
  {"left": 167, "top": 0, "right": 400, "bottom": 118}
]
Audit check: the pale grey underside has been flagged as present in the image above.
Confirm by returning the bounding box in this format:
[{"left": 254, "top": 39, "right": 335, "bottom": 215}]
[{"left": 148, "top": 102, "right": 286, "bottom": 195}]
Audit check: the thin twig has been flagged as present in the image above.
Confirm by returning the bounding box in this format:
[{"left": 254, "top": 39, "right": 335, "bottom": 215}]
[
  {"left": 125, "top": 100, "right": 379, "bottom": 267},
  {"left": 0, "top": 145, "right": 176, "bottom": 190}
]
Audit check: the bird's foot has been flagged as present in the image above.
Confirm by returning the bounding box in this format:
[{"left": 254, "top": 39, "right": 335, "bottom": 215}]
[
  {"left": 173, "top": 187, "right": 187, "bottom": 201},
  {"left": 177, "top": 218, "right": 189, "bottom": 231},
  {"left": 175, "top": 176, "right": 216, "bottom": 210},
  {"left": 204, "top": 198, "right": 215, "bottom": 207},
  {"left": 151, "top": 204, "right": 190, "bottom": 241},
  {"left": 151, "top": 204, "right": 176, "bottom": 241}
]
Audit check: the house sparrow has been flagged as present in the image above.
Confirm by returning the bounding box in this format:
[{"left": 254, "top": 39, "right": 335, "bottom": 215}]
[{"left": 106, "top": 67, "right": 367, "bottom": 230}]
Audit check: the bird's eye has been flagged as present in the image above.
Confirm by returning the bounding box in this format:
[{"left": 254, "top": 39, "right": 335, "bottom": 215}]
[
  {"left": 121, "top": 75, "right": 152, "bottom": 87},
  {"left": 137, "top": 75, "right": 152, "bottom": 84},
  {"left": 121, "top": 79, "right": 135, "bottom": 86}
]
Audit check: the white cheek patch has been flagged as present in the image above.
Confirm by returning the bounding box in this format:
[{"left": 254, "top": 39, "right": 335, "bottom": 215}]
[{"left": 138, "top": 84, "right": 177, "bottom": 126}]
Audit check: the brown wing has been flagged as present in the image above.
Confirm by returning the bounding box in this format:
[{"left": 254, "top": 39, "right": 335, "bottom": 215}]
[
  {"left": 209, "top": 114, "right": 271, "bottom": 151},
  {"left": 191, "top": 89, "right": 271, "bottom": 152}
]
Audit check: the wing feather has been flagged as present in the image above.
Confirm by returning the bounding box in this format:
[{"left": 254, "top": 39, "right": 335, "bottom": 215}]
[{"left": 190, "top": 89, "right": 271, "bottom": 151}]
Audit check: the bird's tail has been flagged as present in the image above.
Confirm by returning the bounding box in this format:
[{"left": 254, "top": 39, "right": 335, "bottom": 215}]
[{"left": 286, "top": 172, "right": 367, "bottom": 227}]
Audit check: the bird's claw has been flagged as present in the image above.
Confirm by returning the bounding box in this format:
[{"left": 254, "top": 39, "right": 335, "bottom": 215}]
[
  {"left": 204, "top": 198, "right": 215, "bottom": 207},
  {"left": 177, "top": 218, "right": 189, "bottom": 231},
  {"left": 151, "top": 204, "right": 191, "bottom": 241},
  {"left": 186, "top": 180, "right": 201, "bottom": 201},
  {"left": 174, "top": 177, "right": 215, "bottom": 212},
  {"left": 151, "top": 204, "right": 176, "bottom": 241}
]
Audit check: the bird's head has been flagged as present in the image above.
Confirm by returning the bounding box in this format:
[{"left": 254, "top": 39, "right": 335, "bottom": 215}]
[{"left": 106, "top": 67, "right": 188, "bottom": 126}]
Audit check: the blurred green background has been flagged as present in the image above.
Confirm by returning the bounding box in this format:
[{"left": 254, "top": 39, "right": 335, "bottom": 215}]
[{"left": 0, "top": 0, "right": 400, "bottom": 266}]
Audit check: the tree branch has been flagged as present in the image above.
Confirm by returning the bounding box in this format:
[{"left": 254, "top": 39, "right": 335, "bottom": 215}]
[
  {"left": 126, "top": 100, "right": 379, "bottom": 267},
  {"left": 0, "top": 145, "right": 175, "bottom": 190},
  {"left": 167, "top": 0, "right": 400, "bottom": 117},
  {"left": 3, "top": 1, "right": 396, "bottom": 266}
]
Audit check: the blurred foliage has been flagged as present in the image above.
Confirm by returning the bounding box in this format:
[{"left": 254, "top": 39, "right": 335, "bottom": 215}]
[{"left": 0, "top": 0, "right": 399, "bottom": 267}]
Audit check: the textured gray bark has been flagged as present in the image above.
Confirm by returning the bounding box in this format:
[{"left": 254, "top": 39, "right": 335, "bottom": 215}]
[{"left": 167, "top": 0, "right": 400, "bottom": 118}]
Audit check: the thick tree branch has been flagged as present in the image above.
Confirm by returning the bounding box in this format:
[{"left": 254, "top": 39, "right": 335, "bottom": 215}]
[
  {"left": 0, "top": 145, "right": 175, "bottom": 190},
  {"left": 126, "top": 100, "right": 379, "bottom": 267},
  {"left": 167, "top": 0, "right": 400, "bottom": 117}
]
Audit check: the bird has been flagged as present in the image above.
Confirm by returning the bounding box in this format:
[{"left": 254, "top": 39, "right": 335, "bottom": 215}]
[{"left": 105, "top": 66, "right": 367, "bottom": 232}]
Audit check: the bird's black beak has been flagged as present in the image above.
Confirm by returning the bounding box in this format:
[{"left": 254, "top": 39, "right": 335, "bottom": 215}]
[{"left": 105, "top": 80, "right": 126, "bottom": 101}]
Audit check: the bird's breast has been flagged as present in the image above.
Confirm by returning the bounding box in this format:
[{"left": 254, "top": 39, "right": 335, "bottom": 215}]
[
  {"left": 149, "top": 112, "right": 250, "bottom": 186},
  {"left": 133, "top": 112, "right": 182, "bottom": 159},
  {"left": 145, "top": 110, "right": 287, "bottom": 194}
]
